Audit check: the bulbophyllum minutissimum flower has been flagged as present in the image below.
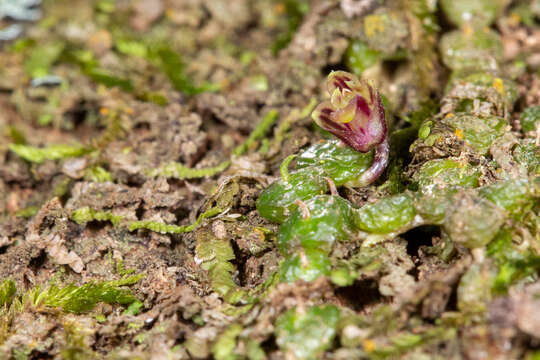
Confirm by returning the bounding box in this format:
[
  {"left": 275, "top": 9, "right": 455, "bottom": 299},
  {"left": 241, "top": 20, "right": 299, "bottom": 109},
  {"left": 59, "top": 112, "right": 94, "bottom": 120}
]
[{"left": 312, "top": 71, "right": 390, "bottom": 186}]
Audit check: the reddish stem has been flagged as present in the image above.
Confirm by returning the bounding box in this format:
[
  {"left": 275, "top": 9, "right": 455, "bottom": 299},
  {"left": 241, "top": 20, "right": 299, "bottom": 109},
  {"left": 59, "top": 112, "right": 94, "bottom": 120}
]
[{"left": 354, "top": 138, "right": 390, "bottom": 186}]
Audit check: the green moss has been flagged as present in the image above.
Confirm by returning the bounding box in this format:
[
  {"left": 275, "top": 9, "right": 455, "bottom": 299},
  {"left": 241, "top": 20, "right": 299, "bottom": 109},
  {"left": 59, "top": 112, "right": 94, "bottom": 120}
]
[
  {"left": 71, "top": 207, "right": 124, "bottom": 226},
  {"left": 122, "top": 300, "right": 144, "bottom": 316},
  {"left": 20, "top": 275, "right": 143, "bottom": 314},
  {"left": 520, "top": 106, "right": 540, "bottom": 133},
  {"left": 196, "top": 238, "right": 245, "bottom": 303},
  {"left": 371, "top": 327, "right": 456, "bottom": 358},
  {"left": 148, "top": 160, "right": 231, "bottom": 179},
  {"left": 14, "top": 205, "right": 39, "bottom": 219},
  {"left": 115, "top": 39, "right": 149, "bottom": 59},
  {"left": 8, "top": 144, "right": 92, "bottom": 163},
  {"left": 487, "top": 230, "right": 540, "bottom": 294},
  {"left": 128, "top": 207, "right": 222, "bottom": 233},
  {"left": 268, "top": 98, "right": 317, "bottom": 154},
  {"left": 84, "top": 166, "right": 113, "bottom": 182},
  {"left": 212, "top": 324, "right": 243, "bottom": 360},
  {"left": 156, "top": 47, "right": 219, "bottom": 95},
  {"left": 275, "top": 305, "right": 340, "bottom": 360},
  {"left": 0, "top": 280, "right": 16, "bottom": 308},
  {"left": 245, "top": 339, "right": 266, "bottom": 360},
  {"left": 84, "top": 67, "right": 133, "bottom": 91},
  {"left": 232, "top": 110, "right": 279, "bottom": 156},
  {"left": 24, "top": 42, "right": 64, "bottom": 78},
  {"left": 72, "top": 206, "right": 222, "bottom": 234},
  {"left": 7, "top": 126, "right": 26, "bottom": 144},
  {"left": 115, "top": 260, "right": 136, "bottom": 276},
  {"left": 66, "top": 49, "right": 133, "bottom": 92}
]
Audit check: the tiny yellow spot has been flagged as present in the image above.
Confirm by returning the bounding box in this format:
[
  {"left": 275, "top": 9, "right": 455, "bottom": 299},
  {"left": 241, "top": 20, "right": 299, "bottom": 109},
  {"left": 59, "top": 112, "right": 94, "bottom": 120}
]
[
  {"left": 124, "top": 107, "right": 135, "bottom": 115},
  {"left": 445, "top": 113, "right": 454, "bottom": 119},
  {"left": 454, "top": 128, "right": 464, "bottom": 139},
  {"left": 363, "top": 339, "right": 376, "bottom": 353},
  {"left": 463, "top": 24, "right": 473, "bottom": 36},
  {"left": 253, "top": 228, "right": 265, "bottom": 240},
  {"left": 492, "top": 78, "right": 504, "bottom": 95},
  {"left": 99, "top": 107, "right": 109, "bottom": 116},
  {"left": 274, "top": 2, "right": 285, "bottom": 14},
  {"left": 509, "top": 13, "right": 520, "bottom": 26},
  {"left": 364, "top": 15, "right": 385, "bottom": 38}
]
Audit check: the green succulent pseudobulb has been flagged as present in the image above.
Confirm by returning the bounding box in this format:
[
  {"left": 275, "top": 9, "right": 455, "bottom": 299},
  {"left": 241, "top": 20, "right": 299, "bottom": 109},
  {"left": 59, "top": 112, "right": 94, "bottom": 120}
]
[
  {"left": 275, "top": 305, "right": 340, "bottom": 360},
  {"left": 440, "top": 0, "right": 506, "bottom": 27},
  {"left": 256, "top": 140, "right": 373, "bottom": 223},
  {"left": 295, "top": 140, "right": 374, "bottom": 185},
  {"left": 439, "top": 28, "right": 503, "bottom": 73},
  {"left": 256, "top": 167, "right": 329, "bottom": 224},
  {"left": 354, "top": 193, "right": 416, "bottom": 234},
  {"left": 278, "top": 195, "right": 356, "bottom": 282}
]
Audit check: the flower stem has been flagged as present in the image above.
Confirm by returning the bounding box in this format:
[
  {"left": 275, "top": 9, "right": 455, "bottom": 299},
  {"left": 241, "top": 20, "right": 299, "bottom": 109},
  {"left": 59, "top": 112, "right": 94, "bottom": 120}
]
[{"left": 353, "top": 138, "right": 389, "bottom": 186}]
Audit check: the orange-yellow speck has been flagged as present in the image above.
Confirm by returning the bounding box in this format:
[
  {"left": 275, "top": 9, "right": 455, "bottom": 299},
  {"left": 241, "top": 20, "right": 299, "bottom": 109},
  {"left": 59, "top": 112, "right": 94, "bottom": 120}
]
[
  {"left": 492, "top": 78, "right": 504, "bottom": 95},
  {"left": 99, "top": 107, "right": 109, "bottom": 116},
  {"left": 509, "top": 13, "right": 520, "bottom": 26},
  {"left": 274, "top": 2, "right": 285, "bottom": 14},
  {"left": 363, "top": 339, "right": 376, "bottom": 353},
  {"left": 454, "top": 128, "right": 464, "bottom": 139}
]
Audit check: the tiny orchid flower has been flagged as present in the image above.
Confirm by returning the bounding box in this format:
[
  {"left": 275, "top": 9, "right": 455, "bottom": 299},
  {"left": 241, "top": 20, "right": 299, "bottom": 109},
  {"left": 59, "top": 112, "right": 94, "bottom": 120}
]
[{"left": 312, "top": 70, "right": 389, "bottom": 186}]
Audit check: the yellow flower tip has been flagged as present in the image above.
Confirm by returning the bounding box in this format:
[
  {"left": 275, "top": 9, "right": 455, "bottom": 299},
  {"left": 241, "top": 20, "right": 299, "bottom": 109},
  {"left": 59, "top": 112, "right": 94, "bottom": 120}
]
[
  {"left": 445, "top": 113, "right": 454, "bottom": 119},
  {"left": 99, "top": 107, "right": 110, "bottom": 116},
  {"left": 363, "top": 339, "right": 376, "bottom": 353},
  {"left": 492, "top": 78, "right": 504, "bottom": 95},
  {"left": 454, "top": 128, "right": 464, "bottom": 140}
]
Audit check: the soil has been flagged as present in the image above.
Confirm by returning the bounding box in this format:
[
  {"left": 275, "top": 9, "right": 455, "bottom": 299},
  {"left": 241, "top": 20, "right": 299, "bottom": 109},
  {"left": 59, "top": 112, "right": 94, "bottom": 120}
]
[{"left": 0, "top": 0, "right": 539, "bottom": 359}]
